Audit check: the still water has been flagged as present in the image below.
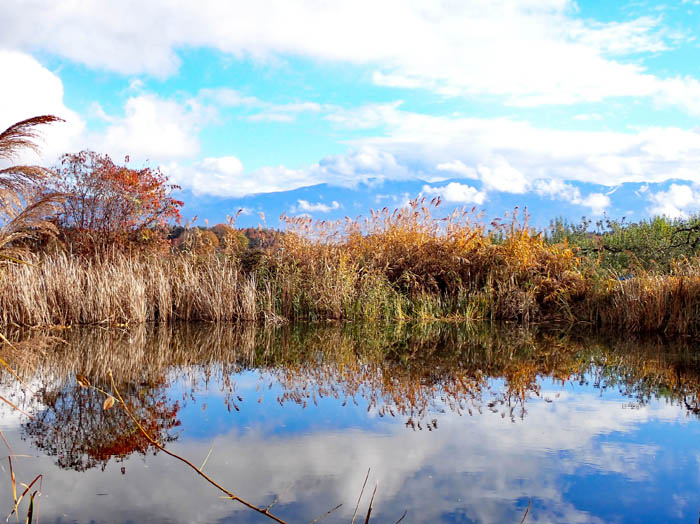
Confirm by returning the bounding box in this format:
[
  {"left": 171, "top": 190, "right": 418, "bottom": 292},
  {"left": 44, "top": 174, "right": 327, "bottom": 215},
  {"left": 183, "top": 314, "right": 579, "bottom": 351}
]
[{"left": 1, "top": 323, "right": 699, "bottom": 523}]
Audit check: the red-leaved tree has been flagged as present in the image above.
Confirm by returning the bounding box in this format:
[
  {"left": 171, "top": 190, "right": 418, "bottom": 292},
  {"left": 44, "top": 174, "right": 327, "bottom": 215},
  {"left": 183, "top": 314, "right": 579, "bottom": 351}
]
[{"left": 50, "top": 151, "right": 183, "bottom": 253}]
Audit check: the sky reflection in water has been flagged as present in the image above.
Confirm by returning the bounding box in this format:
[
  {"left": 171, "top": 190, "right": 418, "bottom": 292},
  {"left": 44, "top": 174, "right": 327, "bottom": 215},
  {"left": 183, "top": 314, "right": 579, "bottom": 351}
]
[{"left": 0, "top": 324, "right": 699, "bottom": 523}]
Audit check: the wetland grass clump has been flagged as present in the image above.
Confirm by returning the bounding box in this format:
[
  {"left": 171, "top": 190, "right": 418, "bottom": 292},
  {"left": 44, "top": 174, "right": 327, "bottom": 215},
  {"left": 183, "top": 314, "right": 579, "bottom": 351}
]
[
  {"left": 5, "top": 196, "right": 700, "bottom": 334},
  {"left": 274, "top": 201, "right": 586, "bottom": 323},
  {"left": 0, "top": 199, "right": 588, "bottom": 327}
]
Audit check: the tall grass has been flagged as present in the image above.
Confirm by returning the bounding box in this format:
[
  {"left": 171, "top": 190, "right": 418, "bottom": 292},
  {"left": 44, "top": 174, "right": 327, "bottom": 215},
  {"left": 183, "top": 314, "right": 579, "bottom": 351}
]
[
  {"left": 0, "top": 200, "right": 586, "bottom": 326},
  {"left": 0, "top": 116, "right": 64, "bottom": 257},
  {"left": 4, "top": 198, "right": 700, "bottom": 334}
]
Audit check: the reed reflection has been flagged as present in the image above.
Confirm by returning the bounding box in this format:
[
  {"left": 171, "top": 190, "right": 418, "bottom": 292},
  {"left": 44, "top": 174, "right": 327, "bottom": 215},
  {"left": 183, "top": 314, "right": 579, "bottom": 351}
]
[
  {"left": 2, "top": 323, "right": 700, "bottom": 523},
  {"left": 5, "top": 321, "right": 700, "bottom": 448}
]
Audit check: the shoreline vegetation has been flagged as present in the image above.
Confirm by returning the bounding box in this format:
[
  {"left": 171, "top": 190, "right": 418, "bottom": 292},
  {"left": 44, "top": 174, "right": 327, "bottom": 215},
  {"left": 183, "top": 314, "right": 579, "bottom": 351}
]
[
  {"left": 3, "top": 116, "right": 700, "bottom": 334},
  {"left": 4, "top": 202, "right": 700, "bottom": 335}
]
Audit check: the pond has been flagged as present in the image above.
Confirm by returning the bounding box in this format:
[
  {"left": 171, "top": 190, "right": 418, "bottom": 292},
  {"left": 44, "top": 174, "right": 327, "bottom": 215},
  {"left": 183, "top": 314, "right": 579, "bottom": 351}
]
[{"left": 1, "top": 323, "right": 699, "bottom": 523}]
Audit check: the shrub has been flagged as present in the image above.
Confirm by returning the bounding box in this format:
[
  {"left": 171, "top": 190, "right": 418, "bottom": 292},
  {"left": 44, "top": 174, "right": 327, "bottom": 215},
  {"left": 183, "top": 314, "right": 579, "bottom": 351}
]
[{"left": 48, "top": 150, "right": 183, "bottom": 253}]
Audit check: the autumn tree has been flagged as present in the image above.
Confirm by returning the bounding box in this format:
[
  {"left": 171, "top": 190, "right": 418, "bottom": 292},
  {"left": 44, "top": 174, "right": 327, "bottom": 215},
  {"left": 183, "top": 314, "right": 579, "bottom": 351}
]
[{"left": 49, "top": 151, "right": 183, "bottom": 253}]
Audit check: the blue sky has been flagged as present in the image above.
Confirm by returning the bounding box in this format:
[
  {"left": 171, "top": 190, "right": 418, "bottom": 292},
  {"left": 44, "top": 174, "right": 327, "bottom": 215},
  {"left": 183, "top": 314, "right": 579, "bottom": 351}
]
[{"left": 3, "top": 0, "right": 700, "bottom": 228}]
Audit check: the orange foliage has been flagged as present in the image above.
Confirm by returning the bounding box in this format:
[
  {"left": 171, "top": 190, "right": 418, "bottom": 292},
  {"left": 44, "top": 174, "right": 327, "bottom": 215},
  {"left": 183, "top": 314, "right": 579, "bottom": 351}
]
[{"left": 49, "top": 151, "right": 183, "bottom": 253}]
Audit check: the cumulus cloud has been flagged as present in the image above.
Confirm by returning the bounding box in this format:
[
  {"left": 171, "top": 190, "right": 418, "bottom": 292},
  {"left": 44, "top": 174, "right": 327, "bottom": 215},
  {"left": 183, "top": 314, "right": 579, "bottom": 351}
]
[
  {"left": 422, "top": 182, "right": 487, "bottom": 205},
  {"left": 435, "top": 160, "right": 479, "bottom": 179},
  {"left": 92, "top": 94, "right": 209, "bottom": 162},
  {"left": 161, "top": 103, "right": 700, "bottom": 205},
  {"left": 312, "top": 146, "right": 409, "bottom": 184},
  {"left": 2, "top": 1, "right": 699, "bottom": 112},
  {"left": 534, "top": 179, "right": 611, "bottom": 215},
  {"left": 332, "top": 104, "right": 700, "bottom": 189},
  {"left": 0, "top": 50, "right": 215, "bottom": 167},
  {"left": 167, "top": 146, "right": 410, "bottom": 198},
  {"left": 172, "top": 156, "right": 244, "bottom": 196},
  {"left": 79, "top": 98, "right": 700, "bottom": 211},
  {"left": 291, "top": 200, "right": 341, "bottom": 213},
  {"left": 477, "top": 159, "right": 529, "bottom": 193},
  {"left": 580, "top": 192, "right": 612, "bottom": 215},
  {"left": 0, "top": 50, "right": 84, "bottom": 164},
  {"left": 167, "top": 158, "right": 322, "bottom": 198},
  {"left": 647, "top": 183, "right": 700, "bottom": 218}
]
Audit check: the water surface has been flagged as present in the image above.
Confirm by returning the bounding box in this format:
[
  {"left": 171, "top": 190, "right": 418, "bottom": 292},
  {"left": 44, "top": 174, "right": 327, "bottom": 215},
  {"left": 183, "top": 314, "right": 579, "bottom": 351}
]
[{"left": 1, "top": 323, "right": 699, "bottom": 523}]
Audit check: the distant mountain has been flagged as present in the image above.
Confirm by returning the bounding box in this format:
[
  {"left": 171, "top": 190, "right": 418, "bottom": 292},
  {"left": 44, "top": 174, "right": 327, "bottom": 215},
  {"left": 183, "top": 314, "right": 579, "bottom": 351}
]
[{"left": 174, "top": 178, "right": 683, "bottom": 231}]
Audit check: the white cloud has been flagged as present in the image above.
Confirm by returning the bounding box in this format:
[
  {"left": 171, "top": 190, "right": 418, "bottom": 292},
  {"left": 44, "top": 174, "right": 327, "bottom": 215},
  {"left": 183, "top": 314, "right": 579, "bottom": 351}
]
[
  {"left": 198, "top": 88, "right": 262, "bottom": 108},
  {"left": 580, "top": 192, "right": 612, "bottom": 215},
  {"left": 92, "top": 94, "right": 208, "bottom": 162},
  {"left": 0, "top": 51, "right": 213, "bottom": 168},
  {"left": 199, "top": 88, "right": 322, "bottom": 123},
  {"left": 325, "top": 101, "right": 403, "bottom": 130},
  {"left": 155, "top": 102, "right": 700, "bottom": 205},
  {"left": 534, "top": 178, "right": 582, "bottom": 202},
  {"left": 422, "top": 182, "right": 487, "bottom": 205},
  {"left": 3, "top": 1, "right": 697, "bottom": 111},
  {"left": 173, "top": 156, "right": 244, "bottom": 196},
  {"left": 0, "top": 50, "right": 85, "bottom": 165},
  {"left": 534, "top": 179, "right": 611, "bottom": 215},
  {"left": 435, "top": 160, "right": 479, "bottom": 179},
  {"left": 313, "top": 146, "right": 408, "bottom": 183},
  {"left": 162, "top": 104, "right": 700, "bottom": 203},
  {"left": 568, "top": 16, "right": 669, "bottom": 55},
  {"left": 478, "top": 159, "right": 529, "bottom": 193},
  {"left": 168, "top": 146, "right": 412, "bottom": 198},
  {"left": 333, "top": 104, "right": 700, "bottom": 189},
  {"left": 375, "top": 192, "right": 412, "bottom": 207},
  {"left": 292, "top": 200, "right": 341, "bottom": 213},
  {"left": 647, "top": 183, "right": 700, "bottom": 218},
  {"left": 167, "top": 159, "right": 321, "bottom": 198},
  {"left": 372, "top": 71, "right": 427, "bottom": 89}
]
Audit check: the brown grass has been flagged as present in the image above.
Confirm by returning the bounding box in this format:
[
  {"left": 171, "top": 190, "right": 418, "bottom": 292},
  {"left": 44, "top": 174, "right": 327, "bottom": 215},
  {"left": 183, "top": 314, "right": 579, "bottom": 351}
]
[
  {"left": 586, "top": 261, "right": 700, "bottom": 334},
  {"left": 2, "top": 197, "right": 700, "bottom": 334},
  {"left": 0, "top": 200, "right": 586, "bottom": 326},
  {"left": 0, "top": 116, "right": 65, "bottom": 257}
]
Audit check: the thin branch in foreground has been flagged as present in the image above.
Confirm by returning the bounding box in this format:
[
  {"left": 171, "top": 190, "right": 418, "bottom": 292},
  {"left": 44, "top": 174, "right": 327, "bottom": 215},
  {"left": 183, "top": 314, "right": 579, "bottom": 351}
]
[
  {"left": 351, "top": 468, "right": 371, "bottom": 524},
  {"left": 364, "top": 482, "right": 378, "bottom": 524},
  {"left": 519, "top": 498, "right": 532, "bottom": 524},
  {"left": 306, "top": 503, "right": 342, "bottom": 524},
  {"left": 107, "top": 370, "right": 288, "bottom": 524}
]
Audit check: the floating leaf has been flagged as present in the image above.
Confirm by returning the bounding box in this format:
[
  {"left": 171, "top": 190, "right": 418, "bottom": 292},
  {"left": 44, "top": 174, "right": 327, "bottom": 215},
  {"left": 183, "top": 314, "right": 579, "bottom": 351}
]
[
  {"left": 103, "top": 396, "right": 116, "bottom": 410},
  {"left": 76, "top": 374, "right": 90, "bottom": 388}
]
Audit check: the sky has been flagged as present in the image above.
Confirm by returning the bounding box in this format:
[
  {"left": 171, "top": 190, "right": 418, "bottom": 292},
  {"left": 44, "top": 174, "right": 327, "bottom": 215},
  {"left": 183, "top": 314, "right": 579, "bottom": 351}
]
[{"left": 3, "top": 0, "right": 700, "bottom": 228}]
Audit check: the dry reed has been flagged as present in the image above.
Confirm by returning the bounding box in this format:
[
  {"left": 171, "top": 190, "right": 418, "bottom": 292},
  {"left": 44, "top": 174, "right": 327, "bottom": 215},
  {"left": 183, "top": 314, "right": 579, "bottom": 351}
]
[{"left": 3, "top": 198, "right": 700, "bottom": 334}]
